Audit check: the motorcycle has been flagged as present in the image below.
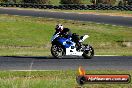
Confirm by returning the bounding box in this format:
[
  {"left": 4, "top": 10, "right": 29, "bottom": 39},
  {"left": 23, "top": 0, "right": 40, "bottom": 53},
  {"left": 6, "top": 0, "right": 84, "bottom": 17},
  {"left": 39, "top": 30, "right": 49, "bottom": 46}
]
[{"left": 51, "top": 33, "right": 94, "bottom": 59}]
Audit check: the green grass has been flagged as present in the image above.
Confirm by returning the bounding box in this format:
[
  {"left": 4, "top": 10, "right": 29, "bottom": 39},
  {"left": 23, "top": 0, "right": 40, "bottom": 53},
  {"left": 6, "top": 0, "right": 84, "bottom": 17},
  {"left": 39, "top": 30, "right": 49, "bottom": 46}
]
[
  {"left": 0, "top": 0, "right": 92, "bottom": 5},
  {"left": 0, "top": 70, "right": 132, "bottom": 88},
  {"left": 49, "top": 0, "right": 60, "bottom": 5},
  {"left": 0, "top": 14, "right": 132, "bottom": 56}
]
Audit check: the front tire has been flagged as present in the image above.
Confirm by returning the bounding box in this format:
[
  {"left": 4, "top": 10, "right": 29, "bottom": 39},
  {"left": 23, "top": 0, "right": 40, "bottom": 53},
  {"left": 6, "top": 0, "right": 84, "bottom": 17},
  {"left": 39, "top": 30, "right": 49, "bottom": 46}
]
[
  {"left": 82, "top": 46, "right": 94, "bottom": 59},
  {"left": 51, "top": 44, "right": 65, "bottom": 59}
]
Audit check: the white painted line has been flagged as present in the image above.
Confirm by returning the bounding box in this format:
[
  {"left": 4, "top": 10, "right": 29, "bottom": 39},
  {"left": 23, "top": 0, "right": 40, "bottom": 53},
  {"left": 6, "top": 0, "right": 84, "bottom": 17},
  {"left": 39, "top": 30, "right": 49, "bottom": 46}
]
[{"left": 95, "top": 55, "right": 119, "bottom": 56}]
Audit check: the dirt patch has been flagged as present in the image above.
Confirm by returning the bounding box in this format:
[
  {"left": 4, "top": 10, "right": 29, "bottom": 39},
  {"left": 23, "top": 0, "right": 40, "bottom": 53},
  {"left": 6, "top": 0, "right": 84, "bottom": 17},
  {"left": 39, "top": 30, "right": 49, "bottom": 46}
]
[
  {"left": 117, "top": 41, "right": 132, "bottom": 47},
  {"left": 44, "top": 43, "right": 51, "bottom": 49}
]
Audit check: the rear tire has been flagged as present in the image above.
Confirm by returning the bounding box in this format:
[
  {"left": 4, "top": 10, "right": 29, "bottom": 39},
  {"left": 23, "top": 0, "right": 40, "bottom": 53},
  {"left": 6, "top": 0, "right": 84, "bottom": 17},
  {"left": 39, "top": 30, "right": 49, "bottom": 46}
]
[{"left": 82, "top": 46, "right": 94, "bottom": 59}]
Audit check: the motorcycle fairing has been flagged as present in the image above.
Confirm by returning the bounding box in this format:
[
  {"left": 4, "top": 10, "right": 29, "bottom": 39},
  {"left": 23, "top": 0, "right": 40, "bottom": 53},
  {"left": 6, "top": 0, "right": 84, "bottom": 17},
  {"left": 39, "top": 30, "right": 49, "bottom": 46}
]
[
  {"left": 66, "top": 45, "right": 83, "bottom": 56},
  {"left": 51, "top": 33, "right": 59, "bottom": 42},
  {"left": 58, "top": 37, "right": 73, "bottom": 48},
  {"left": 57, "top": 37, "right": 83, "bottom": 56}
]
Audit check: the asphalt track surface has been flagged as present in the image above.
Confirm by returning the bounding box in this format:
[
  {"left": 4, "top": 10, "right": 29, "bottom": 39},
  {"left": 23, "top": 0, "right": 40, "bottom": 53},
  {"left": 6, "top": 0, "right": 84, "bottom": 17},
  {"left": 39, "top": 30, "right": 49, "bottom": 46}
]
[
  {"left": 0, "top": 8, "right": 132, "bottom": 70},
  {"left": 0, "top": 56, "right": 132, "bottom": 70},
  {"left": 0, "top": 8, "right": 132, "bottom": 27}
]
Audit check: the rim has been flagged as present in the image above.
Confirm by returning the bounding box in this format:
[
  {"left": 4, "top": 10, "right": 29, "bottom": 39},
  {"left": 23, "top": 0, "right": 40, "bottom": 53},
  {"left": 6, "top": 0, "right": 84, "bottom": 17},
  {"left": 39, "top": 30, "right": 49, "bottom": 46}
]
[
  {"left": 52, "top": 45, "right": 57, "bottom": 52},
  {"left": 52, "top": 45, "right": 64, "bottom": 58},
  {"left": 56, "top": 47, "right": 64, "bottom": 57},
  {"left": 86, "top": 47, "right": 94, "bottom": 56}
]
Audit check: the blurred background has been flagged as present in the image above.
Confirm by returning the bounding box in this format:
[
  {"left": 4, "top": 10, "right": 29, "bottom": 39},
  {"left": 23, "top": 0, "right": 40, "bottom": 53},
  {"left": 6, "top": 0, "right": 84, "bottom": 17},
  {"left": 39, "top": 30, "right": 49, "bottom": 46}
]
[{"left": 0, "top": 0, "right": 132, "bottom": 5}]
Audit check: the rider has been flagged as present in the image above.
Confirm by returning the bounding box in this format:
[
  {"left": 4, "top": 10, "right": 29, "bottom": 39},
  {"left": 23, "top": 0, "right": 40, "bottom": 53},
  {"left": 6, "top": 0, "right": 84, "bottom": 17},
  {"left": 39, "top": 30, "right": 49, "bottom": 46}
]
[
  {"left": 55, "top": 24, "right": 72, "bottom": 38},
  {"left": 55, "top": 24, "right": 82, "bottom": 50}
]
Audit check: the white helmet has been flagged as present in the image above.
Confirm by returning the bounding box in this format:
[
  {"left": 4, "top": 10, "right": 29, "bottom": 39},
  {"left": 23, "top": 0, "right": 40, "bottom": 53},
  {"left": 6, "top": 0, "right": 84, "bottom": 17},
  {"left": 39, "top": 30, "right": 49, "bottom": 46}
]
[{"left": 55, "top": 24, "right": 64, "bottom": 31}]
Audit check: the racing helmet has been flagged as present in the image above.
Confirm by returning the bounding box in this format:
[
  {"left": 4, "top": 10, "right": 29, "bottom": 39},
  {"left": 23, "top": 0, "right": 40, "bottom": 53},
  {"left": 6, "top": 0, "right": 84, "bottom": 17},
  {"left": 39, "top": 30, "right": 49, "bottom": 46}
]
[{"left": 55, "top": 24, "right": 64, "bottom": 32}]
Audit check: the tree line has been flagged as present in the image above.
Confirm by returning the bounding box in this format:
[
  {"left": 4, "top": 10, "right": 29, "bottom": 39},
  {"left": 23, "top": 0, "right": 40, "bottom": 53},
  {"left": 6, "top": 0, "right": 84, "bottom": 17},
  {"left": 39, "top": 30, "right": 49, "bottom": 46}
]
[
  {"left": 0, "top": 0, "right": 132, "bottom": 5},
  {"left": 91, "top": 0, "right": 132, "bottom": 5}
]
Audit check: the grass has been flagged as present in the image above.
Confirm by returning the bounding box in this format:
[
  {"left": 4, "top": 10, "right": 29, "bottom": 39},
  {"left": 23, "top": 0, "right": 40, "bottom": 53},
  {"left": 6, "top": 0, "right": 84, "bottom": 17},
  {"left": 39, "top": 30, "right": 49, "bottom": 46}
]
[
  {"left": 0, "top": 13, "right": 131, "bottom": 88},
  {"left": 0, "top": 0, "right": 92, "bottom": 5},
  {"left": 49, "top": 0, "right": 60, "bottom": 5},
  {"left": 49, "top": 0, "right": 91, "bottom": 5},
  {"left": 0, "top": 70, "right": 132, "bottom": 88},
  {"left": 0, "top": 14, "right": 132, "bottom": 56}
]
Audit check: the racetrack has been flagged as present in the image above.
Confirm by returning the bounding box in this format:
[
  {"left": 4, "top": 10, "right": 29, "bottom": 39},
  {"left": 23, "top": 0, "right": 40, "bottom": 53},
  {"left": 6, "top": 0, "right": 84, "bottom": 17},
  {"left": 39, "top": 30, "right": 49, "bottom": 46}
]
[
  {"left": 0, "top": 8, "right": 132, "bottom": 71},
  {"left": 0, "top": 56, "right": 132, "bottom": 70},
  {"left": 0, "top": 8, "right": 132, "bottom": 27}
]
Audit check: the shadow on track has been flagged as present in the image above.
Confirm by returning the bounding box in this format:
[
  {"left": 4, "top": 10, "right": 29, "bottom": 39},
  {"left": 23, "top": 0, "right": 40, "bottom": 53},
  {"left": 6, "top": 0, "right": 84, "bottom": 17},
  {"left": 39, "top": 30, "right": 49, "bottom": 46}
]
[{"left": 2, "top": 56, "right": 83, "bottom": 59}]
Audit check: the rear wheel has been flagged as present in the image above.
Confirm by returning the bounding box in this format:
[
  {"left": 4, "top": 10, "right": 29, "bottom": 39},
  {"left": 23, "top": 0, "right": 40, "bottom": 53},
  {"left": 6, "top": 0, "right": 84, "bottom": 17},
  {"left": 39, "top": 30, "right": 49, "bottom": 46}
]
[
  {"left": 51, "top": 44, "right": 65, "bottom": 59},
  {"left": 82, "top": 46, "right": 94, "bottom": 59}
]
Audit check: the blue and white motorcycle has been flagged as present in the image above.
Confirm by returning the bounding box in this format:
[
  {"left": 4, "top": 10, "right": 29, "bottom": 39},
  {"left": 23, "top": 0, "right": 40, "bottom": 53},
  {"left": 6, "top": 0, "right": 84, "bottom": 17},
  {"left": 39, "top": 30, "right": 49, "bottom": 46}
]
[{"left": 51, "top": 33, "right": 94, "bottom": 59}]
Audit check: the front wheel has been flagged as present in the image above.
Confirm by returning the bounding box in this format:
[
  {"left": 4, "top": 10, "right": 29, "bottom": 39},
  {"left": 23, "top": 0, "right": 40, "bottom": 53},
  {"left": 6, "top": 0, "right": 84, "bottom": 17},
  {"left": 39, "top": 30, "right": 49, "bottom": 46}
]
[
  {"left": 51, "top": 44, "right": 65, "bottom": 59},
  {"left": 82, "top": 45, "right": 94, "bottom": 59}
]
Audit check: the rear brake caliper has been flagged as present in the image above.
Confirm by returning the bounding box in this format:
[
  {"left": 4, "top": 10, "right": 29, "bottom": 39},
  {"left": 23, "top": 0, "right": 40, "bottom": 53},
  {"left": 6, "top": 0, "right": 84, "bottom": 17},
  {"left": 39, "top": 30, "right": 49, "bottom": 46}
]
[{"left": 85, "top": 44, "right": 90, "bottom": 51}]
